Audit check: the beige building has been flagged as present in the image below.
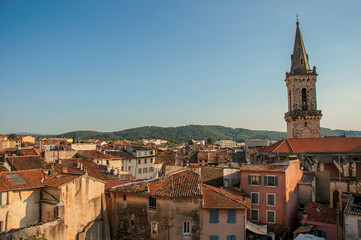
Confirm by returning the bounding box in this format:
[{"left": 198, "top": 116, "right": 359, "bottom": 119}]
[
  {"left": 0, "top": 169, "right": 110, "bottom": 240},
  {"left": 20, "top": 136, "right": 35, "bottom": 144}
]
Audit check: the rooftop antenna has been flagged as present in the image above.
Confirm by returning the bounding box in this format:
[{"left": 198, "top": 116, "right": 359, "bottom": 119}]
[{"left": 296, "top": 14, "right": 299, "bottom": 23}]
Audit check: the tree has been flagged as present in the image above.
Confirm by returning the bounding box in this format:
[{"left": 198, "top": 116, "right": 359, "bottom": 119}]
[{"left": 206, "top": 138, "right": 214, "bottom": 145}]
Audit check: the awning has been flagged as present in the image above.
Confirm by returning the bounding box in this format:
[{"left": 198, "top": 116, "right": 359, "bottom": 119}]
[{"left": 246, "top": 220, "right": 267, "bottom": 235}]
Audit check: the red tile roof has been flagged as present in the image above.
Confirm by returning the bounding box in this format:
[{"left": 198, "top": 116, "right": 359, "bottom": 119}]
[
  {"left": 105, "top": 179, "right": 139, "bottom": 190},
  {"left": 54, "top": 158, "right": 117, "bottom": 181},
  {"left": 7, "top": 156, "right": 49, "bottom": 170},
  {"left": 260, "top": 137, "right": 361, "bottom": 153},
  {"left": 201, "top": 184, "right": 250, "bottom": 209},
  {"left": 109, "top": 170, "right": 202, "bottom": 198},
  {"left": 239, "top": 164, "right": 288, "bottom": 172},
  {"left": 43, "top": 173, "right": 81, "bottom": 188},
  {"left": 303, "top": 201, "right": 337, "bottom": 224},
  {"left": 0, "top": 170, "right": 45, "bottom": 191},
  {"left": 77, "top": 150, "right": 121, "bottom": 160},
  {"left": 17, "top": 148, "right": 40, "bottom": 156}
]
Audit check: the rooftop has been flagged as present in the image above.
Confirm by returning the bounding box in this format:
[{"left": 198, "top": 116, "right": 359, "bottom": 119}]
[
  {"left": 260, "top": 137, "right": 361, "bottom": 153},
  {"left": 239, "top": 163, "right": 289, "bottom": 172},
  {"left": 0, "top": 170, "right": 45, "bottom": 191},
  {"left": 303, "top": 201, "right": 337, "bottom": 225}
]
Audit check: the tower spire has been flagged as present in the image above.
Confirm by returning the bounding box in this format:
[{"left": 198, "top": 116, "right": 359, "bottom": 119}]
[{"left": 290, "top": 20, "right": 310, "bottom": 74}]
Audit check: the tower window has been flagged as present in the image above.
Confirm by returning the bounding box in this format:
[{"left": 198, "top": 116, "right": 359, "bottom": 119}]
[
  {"left": 300, "top": 58, "right": 303, "bottom": 65},
  {"left": 305, "top": 122, "right": 308, "bottom": 127},
  {"left": 302, "top": 88, "right": 307, "bottom": 110}
]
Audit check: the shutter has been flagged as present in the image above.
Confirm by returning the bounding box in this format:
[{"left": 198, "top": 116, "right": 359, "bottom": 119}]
[
  {"left": 248, "top": 175, "right": 251, "bottom": 184},
  {"left": 275, "top": 176, "right": 278, "bottom": 186},
  {"left": 264, "top": 176, "right": 268, "bottom": 186},
  {"left": 210, "top": 210, "right": 219, "bottom": 223},
  {"left": 228, "top": 210, "right": 236, "bottom": 223},
  {"left": 259, "top": 175, "right": 262, "bottom": 185}
]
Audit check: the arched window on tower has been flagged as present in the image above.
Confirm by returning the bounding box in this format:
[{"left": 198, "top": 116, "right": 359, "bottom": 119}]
[{"left": 302, "top": 88, "right": 307, "bottom": 110}]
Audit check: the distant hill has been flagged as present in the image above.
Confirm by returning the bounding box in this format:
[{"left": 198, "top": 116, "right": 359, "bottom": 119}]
[{"left": 51, "top": 125, "right": 361, "bottom": 142}]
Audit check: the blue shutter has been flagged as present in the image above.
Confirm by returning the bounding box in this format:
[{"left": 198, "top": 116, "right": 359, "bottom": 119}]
[
  {"left": 227, "top": 210, "right": 236, "bottom": 223},
  {"left": 248, "top": 175, "right": 251, "bottom": 184},
  {"left": 264, "top": 176, "right": 268, "bottom": 186},
  {"left": 210, "top": 236, "right": 218, "bottom": 240},
  {"left": 275, "top": 176, "right": 278, "bottom": 186},
  {"left": 210, "top": 210, "right": 219, "bottom": 223}
]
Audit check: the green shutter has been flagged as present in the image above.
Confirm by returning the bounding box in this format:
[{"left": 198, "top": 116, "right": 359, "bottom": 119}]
[
  {"left": 259, "top": 176, "right": 262, "bottom": 185},
  {"left": 264, "top": 176, "right": 268, "bottom": 186},
  {"left": 248, "top": 175, "right": 251, "bottom": 184},
  {"left": 275, "top": 176, "right": 278, "bottom": 186}
]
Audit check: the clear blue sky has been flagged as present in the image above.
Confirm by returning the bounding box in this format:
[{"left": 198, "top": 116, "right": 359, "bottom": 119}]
[{"left": 1, "top": 0, "right": 360, "bottom": 134}]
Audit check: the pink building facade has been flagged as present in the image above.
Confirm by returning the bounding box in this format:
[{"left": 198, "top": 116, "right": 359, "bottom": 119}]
[{"left": 240, "top": 160, "right": 303, "bottom": 235}]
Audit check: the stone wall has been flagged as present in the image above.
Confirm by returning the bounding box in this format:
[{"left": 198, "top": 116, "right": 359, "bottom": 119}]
[{"left": 0, "top": 219, "right": 66, "bottom": 240}]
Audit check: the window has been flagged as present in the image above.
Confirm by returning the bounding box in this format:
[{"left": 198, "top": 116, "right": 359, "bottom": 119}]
[
  {"left": 210, "top": 236, "right": 218, "bottom": 240},
  {"left": 0, "top": 221, "right": 2, "bottom": 232},
  {"left": 358, "top": 220, "right": 361, "bottom": 238},
  {"left": 264, "top": 176, "right": 278, "bottom": 186},
  {"left": 138, "top": 152, "right": 141, "bottom": 156},
  {"left": 138, "top": 159, "right": 141, "bottom": 164},
  {"left": 227, "top": 236, "right": 236, "bottom": 240},
  {"left": 248, "top": 175, "right": 261, "bottom": 185},
  {"left": 128, "top": 166, "right": 131, "bottom": 171},
  {"left": 151, "top": 158, "right": 153, "bottom": 163},
  {"left": 149, "top": 197, "right": 156, "bottom": 209},
  {"left": 209, "top": 210, "right": 219, "bottom": 223},
  {"left": 138, "top": 168, "right": 142, "bottom": 174},
  {"left": 267, "top": 211, "right": 275, "bottom": 223},
  {"left": 143, "top": 168, "right": 148, "bottom": 173},
  {"left": 149, "top": 167, "right": 154, "bottom": 172},
  {"left": 151, "top": 222, "right": 158, "bottom": 234},
  {"left": 144, "top": 159, "right": 147, "bottom": 164},
  {"left": 302, "top": 88, "right": 307, "bottom": 110},
  {"left": 251, "top": 192, "right": 259, "bottom": 204},
  {"left": 227, "top": 210, "right": 236, "bottom": 223},
  {"left": 123, "top": 194, "right": 126, "bottom": 201},
  {"left": 251, "top": 209, "right": 259, "bottom": 221},
  {"left": 183, "top": 222, "right": 190, "bottom": 235},
  {"left": 267, "top": 194, "right": 275, "bottom": 206},
  {"left": 0, "top": 192, "right": 2, "bottom": 205}
]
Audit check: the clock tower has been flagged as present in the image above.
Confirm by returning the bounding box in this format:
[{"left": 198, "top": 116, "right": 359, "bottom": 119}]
[{"left": 284, "top": 21, "right": 322, "bottom": 138}]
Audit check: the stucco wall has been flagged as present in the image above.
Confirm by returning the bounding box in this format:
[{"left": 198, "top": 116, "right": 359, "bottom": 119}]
[
  {"left": 1, "top": 189, "right": 41, "bottom": 231},
  {"left": 200, "top": 208, "right": 246, "bottom": 240},
  {"left": 111, "top": 193, "right": 201, "bottom": 240},
  {"left": 344, "top": 214, "right": 361, "bottom": 240},
  {"left": 43, "top": 150, "right": 77, "bottom": 163}
]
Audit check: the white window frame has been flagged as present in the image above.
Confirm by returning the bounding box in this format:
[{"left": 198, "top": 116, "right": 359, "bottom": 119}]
[
  {"left": 251, "top": 192, "right": 259, "bottom": 205},
  {"left": 251, "top": 209, "right": 259, "bottom": 221},
  {"left": 183, "top": 221, "right": 190, "bottom": 235},
  {"left": 266, "top": 210, "right": 276, "bottom": 223},
  {"left": 250, "top": 174, "right": 261, "bottom": 186},
  {"left": 266, "top": 193, "right": 276, "bottom": 206}
]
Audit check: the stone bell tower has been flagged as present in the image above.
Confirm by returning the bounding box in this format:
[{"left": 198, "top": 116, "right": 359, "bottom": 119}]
[{"left": 284, "top": 21, "right": 322, "bottom": 138}]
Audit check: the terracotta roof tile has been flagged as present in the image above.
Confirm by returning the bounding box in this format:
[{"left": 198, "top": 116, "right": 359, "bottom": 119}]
[
  {"left": 239, "top": 164, "right": 288, "bottom": 172},
  {"left": 109, "top": 170, "right": 202, "bottom": 198},
  {"left": 17, "top": 148, "right": 40, "bottom": 156},
  {"left": 0, "top": 170, "right": 45, "bottom": 191},
  {"left": 7, "top": 156, "right": 49, "bottom": 171},
  {"left": 303, "top": 201, "right": 337, "bottom": 224},
  {"left": 201, "top": 184, "right": 250, "bottom": 209},
  {"left": 260, "top": 137, "right": 361, "bottom": 153},
  {"left": 43, "top": 173, "right": 81, "bottom": 188},
  {"left": 77, "top": 150, "right": 121, "bottom": 160}
]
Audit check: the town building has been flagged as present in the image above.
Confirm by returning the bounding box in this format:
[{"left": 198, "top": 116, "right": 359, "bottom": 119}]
[
  {"left": 343, "top": 193, "right": 361, "bottom": 239},
  {"left": 239, "top": 160, "right": 303, "bottom": 237}
]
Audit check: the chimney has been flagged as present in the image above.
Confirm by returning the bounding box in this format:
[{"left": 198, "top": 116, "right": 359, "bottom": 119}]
[
  {"left": 84, "top": 167, "right": 88, "bottom": 175},
  {"left": 302, "top": 211, "right": 308, "bottom": 220},
  {"left": 62, "top": 166, "right": 68, "bottom": 173},
  {"left": 58, "top": 159, "right": 62, "bottom": 165},
  {"left": 80, "top": 163, "right": 83, "bottom": 171}
]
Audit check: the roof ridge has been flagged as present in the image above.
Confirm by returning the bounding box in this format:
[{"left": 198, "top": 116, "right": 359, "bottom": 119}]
[
  {"left": 287, "top": 139, "right": 295, "bottom": 153},
  {"left": 272, "top": 139, "right": 287, "bottom": 152}
]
